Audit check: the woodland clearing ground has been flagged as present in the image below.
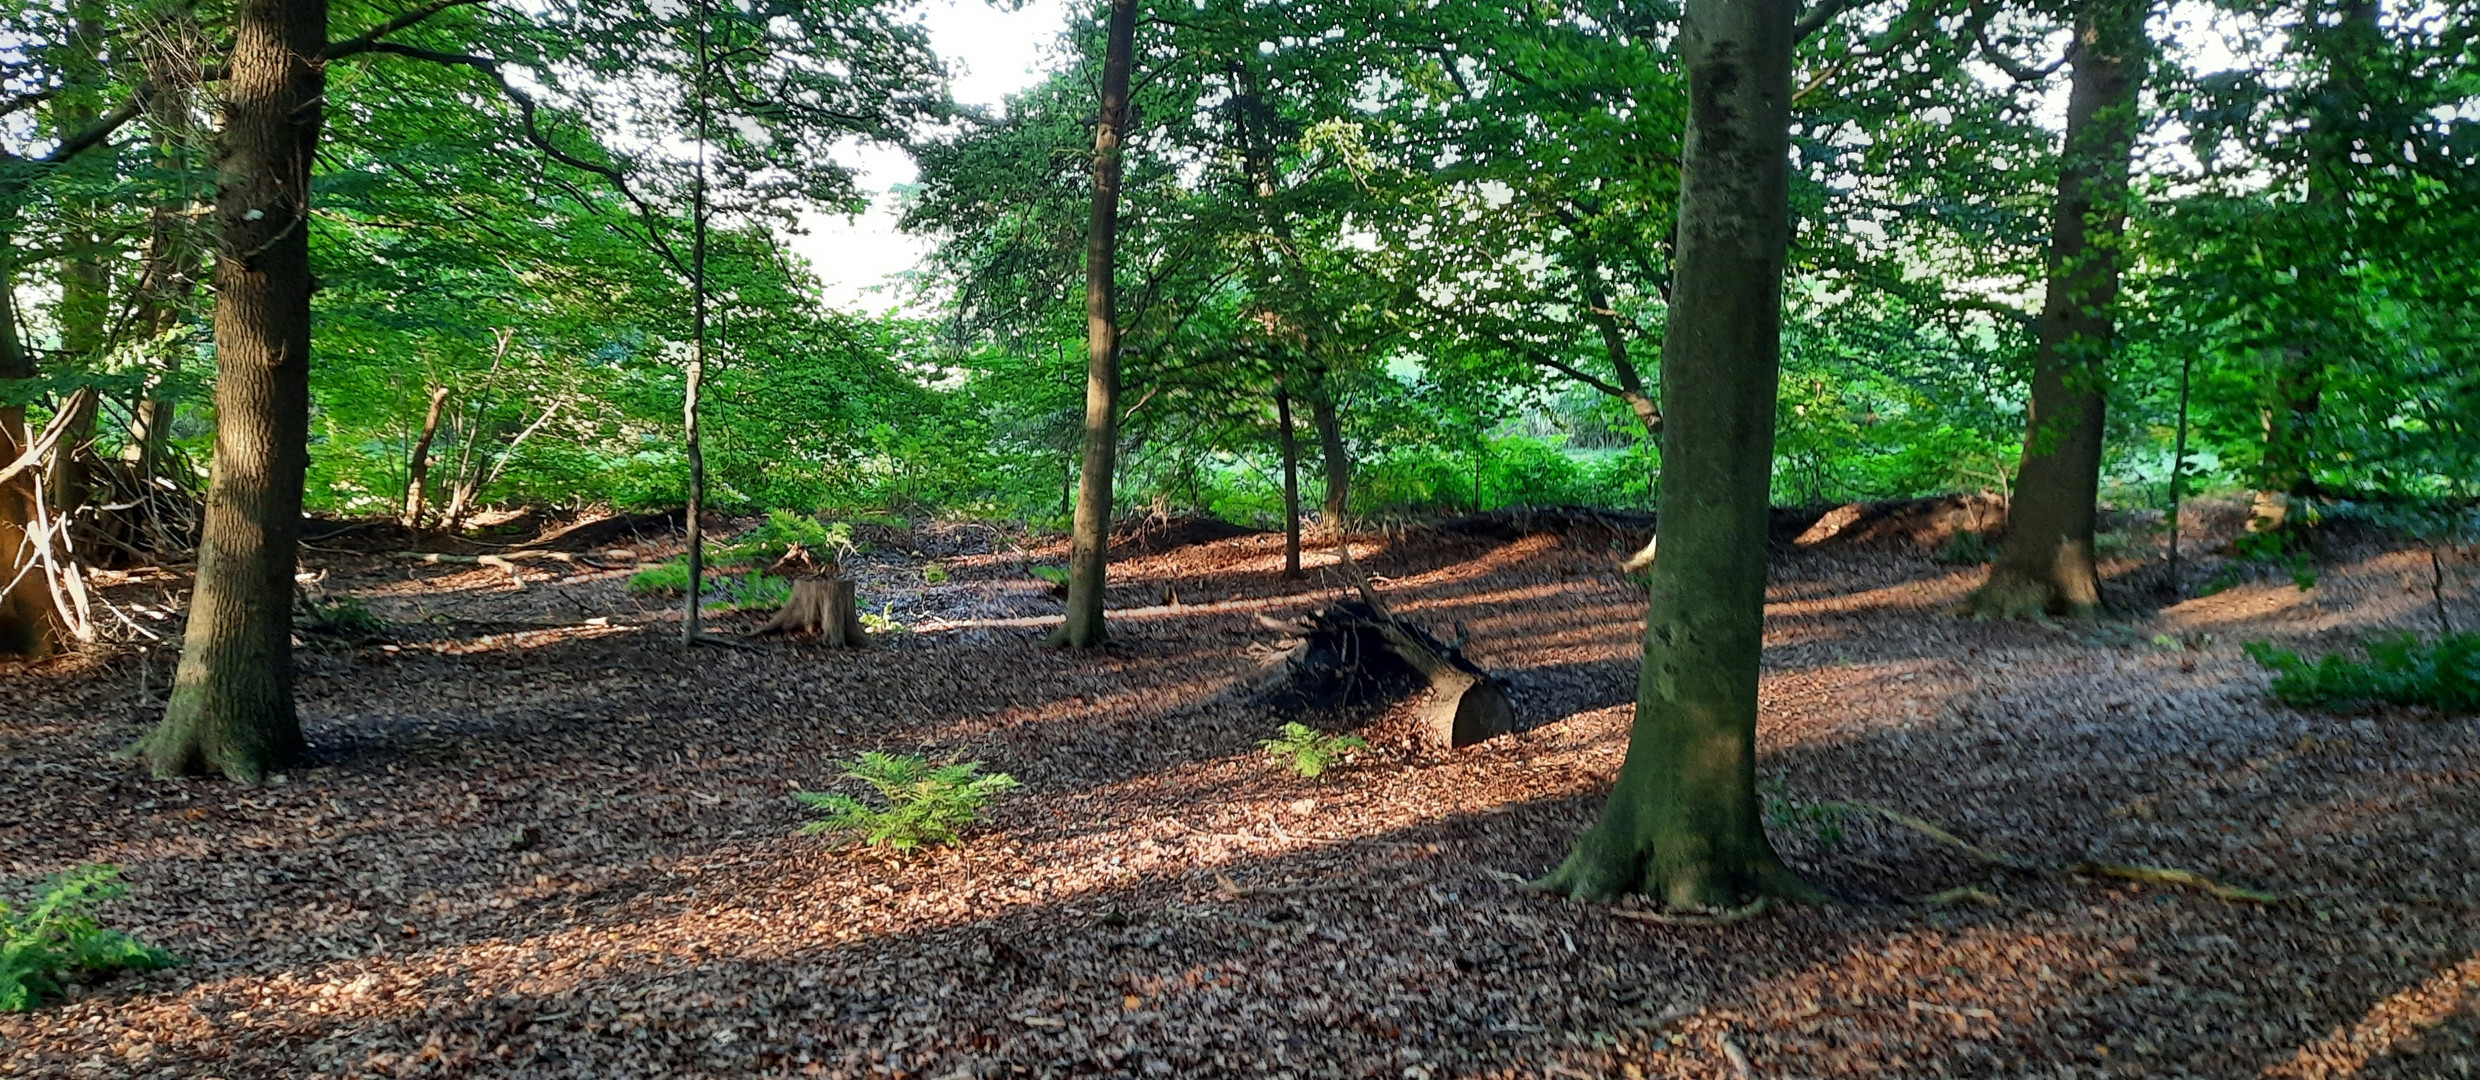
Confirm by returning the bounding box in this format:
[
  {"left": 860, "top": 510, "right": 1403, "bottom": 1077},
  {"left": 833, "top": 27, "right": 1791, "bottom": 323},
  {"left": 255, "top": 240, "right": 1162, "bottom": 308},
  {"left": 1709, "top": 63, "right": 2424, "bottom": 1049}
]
[{"left": 1, "top": 514, "right": 2477, "bottom": 1078}]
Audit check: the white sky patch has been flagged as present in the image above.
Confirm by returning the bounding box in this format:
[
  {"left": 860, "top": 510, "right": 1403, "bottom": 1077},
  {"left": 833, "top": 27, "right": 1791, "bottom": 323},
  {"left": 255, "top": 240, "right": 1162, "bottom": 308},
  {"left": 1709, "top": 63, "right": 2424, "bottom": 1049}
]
[{"left": 794, "top": 0, "right": 1071, "bottom": 313}]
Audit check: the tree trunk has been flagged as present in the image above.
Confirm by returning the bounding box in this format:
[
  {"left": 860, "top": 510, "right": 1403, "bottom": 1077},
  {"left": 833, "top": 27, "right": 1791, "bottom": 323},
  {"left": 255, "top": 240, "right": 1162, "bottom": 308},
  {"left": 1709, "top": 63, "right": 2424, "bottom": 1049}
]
[
  {"left": 1, "top": 263, "right": 54, "bottom": 659},
  {"left": 1534, "top": 0, "right": 1821, "bottom": 909},
  {"left": 122, "top": 8, "right": 207, "bottom": 481},
  {"left": 1971, "top": 0, "right": 2145, "bottom": 619},
  {"left": 126, "top": 0, "right": 325, "bottom": 782},
  {"left": 46, "top": 0, "right": 110, "bottom": 521},
  {"left": 401, "top": 384, "right": 450, "bottom": 527},
  {"left": 1276, "top": 382, "right": 1302, "bottom": 576},
  {"left": 1057, "top": 0, "right": 1138, "bottom": 649},
  {"left": 1310, "top": 379, "right": 1349, "bottom": 528},
  {"left": 2251, "top": 0, "right": 2375, "bottom": 533}
]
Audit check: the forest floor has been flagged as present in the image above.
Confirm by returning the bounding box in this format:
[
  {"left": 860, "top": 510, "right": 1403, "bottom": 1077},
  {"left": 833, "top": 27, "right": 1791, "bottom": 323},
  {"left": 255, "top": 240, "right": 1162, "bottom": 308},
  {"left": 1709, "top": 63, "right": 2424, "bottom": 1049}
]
[{"left": 4, "top": 500, "right": 2477, "bottom": 1079}]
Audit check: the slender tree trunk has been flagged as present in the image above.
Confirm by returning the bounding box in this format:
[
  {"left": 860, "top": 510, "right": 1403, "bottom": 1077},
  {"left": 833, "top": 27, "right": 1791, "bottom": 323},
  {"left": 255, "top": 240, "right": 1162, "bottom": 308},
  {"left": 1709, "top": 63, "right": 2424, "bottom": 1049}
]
[
  {"left": 1058, "top": 0, "right": 1138, "bottom": 649},
  {"left": 46, "top": 0, "right": 110, "bottom": 520},
  {"left": 124, "top": 17, "right": 207, "bottom": 482},
  {"left": 680, "top": 2, "right": 714, "bottom": 645},
  {"left": 1, "top": 263, "right": 55, "bottom": 659},
  {"left": 1534, "top": 0, "right": 1821, "bottom": 909},
  {"left": 1310, "top": 378, "right": 1349, "bottom": 527},
  {"left": 401, "top": 384, "right": 450, "bottom": 527},
  {"left": 1971, "top": 0, "right": 2145, "bottom": 619},
  {"left": 1276, "top": 381, "right": 1301, "bottom": 577},
  {"left": 2251, "top": 0, "right": 2375, "bottom": 533},
  {"left": 126, "top": 0, "right": 325, "bottom": 782}
]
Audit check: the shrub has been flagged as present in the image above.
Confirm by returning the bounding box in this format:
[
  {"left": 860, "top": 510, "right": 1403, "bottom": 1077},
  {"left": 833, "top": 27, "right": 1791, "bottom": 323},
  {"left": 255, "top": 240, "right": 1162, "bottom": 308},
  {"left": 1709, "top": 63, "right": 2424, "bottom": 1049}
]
[
  {"left": 795, "top": 752, "right": 1018, "bottom": 851},
  {"left": 922, "top": 562, "right": 949, "bottom": 584},
  {"left": 298, "top": 594, "right": 384, "bottom": 636},
  {"left": 1761, "top": 772, "right": 1847, "bottom": 849},
  {"left": 1260, "top": 722, "right": 1368, "bottom": 778},
  {"left": 2245, "top": 632, "right": 2480, "bottom": 714},
  {"left": 2, "top": 865, "right": 177, "bottom": 1013}
]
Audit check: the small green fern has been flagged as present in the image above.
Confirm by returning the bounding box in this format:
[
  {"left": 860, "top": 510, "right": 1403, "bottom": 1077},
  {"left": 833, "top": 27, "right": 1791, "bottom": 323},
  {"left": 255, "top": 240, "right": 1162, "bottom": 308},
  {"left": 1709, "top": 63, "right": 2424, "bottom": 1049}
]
[
  {"left": 795, "top": 752, "right": 1017, "bottom": 851},
  {"left": 2, "top": 865, "right": 177, "bottom": 1013},
  {"left": 1260, "top": 722, "right": 1368, "bottom": 778},
  {"left": 2246, "top": 633, "right": 2480, "bottom": 714}
]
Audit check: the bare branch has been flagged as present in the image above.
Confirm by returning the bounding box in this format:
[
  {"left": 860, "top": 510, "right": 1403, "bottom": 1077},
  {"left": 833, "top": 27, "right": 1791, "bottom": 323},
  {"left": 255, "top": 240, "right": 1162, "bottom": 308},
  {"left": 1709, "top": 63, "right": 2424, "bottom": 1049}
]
[
  {"left": 323, "top": 0, "right": 491, "bottom": 61},
  {"left": 1793, "top": 0, "right": 1865, "bottom": 44}
]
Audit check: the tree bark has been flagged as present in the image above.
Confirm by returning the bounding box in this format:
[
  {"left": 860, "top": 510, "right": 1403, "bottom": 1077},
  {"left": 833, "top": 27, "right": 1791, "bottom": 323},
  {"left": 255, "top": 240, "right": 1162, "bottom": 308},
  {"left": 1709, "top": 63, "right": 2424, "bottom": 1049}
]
[
  {"left": 1276, "top": 382, "right": 1301, "bottom": 577},
  {"left": 401, "top": 384, "right": 450, "bottom": 527},
  {"left": 1, "top": 262, "right": 55, "bottom": 659},
  {"left": 1971, "top": 0, "right": 2145, "bottom": 619},
  {"left": 124, "top": 16, "right": 208, "bottom": 483},
  {"left": 1058, "top": 0, "right": 1138, "bottom": 649},
  {"left": 1309, "top": 377, "right": 1350, "bottom": 527},
  {"left": 2251, "top": 0, "right": 2375, "bottom": 532},
  {"left": 126, "top": 0, "right": 326, "bottom": 782},
  {"left": 1534, "top": 0, "right": 1821, "bottom": 909},
  {"left": 46, "top": 0, "right": 111, "bottom": 521}
]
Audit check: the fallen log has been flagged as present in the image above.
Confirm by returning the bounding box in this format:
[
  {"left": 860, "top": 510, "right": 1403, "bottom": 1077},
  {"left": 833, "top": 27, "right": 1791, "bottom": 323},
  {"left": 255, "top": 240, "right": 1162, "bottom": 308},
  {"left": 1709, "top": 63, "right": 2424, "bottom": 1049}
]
[{"left": 1253, "top": 547, "right": 1517, "bottom": 749}]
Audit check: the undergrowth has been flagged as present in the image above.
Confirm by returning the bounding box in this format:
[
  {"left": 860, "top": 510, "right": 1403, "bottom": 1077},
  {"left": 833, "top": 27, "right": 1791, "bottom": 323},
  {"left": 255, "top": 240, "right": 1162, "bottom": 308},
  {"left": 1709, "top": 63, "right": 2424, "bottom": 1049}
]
[
  {"left": 1260, "top": 722, "right": 1367, "bottom": 779},
  {"left": 795, "top": 752, "right": 1017, "bottom": 851},
  {"left": 1762, "top": 772, "right": 1848, "bottom": 849},
  {"left": 627, "top": 510, "right": 858, "bottom": 609},
  {"left": 2245, "top": 632, "right": 2480, "bottom": 714},
  {"left": 2, "top": 865, "right": 177, "bottom": 1012}
]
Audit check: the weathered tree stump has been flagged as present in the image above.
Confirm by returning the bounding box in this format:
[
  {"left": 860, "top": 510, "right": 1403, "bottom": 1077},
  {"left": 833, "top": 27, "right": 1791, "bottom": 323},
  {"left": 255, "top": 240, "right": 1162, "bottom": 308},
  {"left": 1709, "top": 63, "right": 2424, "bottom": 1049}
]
[
  {"left": 1253, "top": 547, "right": 1517, "bottom": 749},
  {"left": 757, "top": 578, "right": 868, "bottom": 647}
]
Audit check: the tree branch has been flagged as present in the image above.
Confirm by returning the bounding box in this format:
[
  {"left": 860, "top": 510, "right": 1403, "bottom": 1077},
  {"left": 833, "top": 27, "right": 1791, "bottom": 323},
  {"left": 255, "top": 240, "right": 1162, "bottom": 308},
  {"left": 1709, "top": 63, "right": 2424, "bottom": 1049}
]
[
  {"left": 1794, "top": 0, "right": 1864, "bottom": 44},
  {"left": 1974, "top": 26, "right": 2066, "bottom": 83},
  {"left": 323, "top": 0, "right": 491, "bottom": 61}
]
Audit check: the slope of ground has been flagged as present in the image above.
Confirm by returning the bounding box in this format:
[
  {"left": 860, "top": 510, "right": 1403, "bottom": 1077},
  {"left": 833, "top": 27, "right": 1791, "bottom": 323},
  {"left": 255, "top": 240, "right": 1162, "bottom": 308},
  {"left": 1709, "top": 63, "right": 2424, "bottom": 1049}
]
[{"left": 3, "top": 515, "right": 2475, "bottom": 1079}]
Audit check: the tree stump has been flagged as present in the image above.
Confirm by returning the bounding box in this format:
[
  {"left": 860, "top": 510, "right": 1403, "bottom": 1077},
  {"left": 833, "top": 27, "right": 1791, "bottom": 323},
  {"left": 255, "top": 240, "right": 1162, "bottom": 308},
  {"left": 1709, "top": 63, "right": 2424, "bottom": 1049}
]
[{"left": 757, "top": 578, "right": 869, "bottom": 647}]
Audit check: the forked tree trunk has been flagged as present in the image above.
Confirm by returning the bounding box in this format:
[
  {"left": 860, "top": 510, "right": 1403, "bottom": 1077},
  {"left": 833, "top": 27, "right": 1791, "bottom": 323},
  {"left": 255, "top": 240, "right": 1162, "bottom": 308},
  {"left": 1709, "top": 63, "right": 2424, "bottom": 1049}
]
[
  {"left": 1057, "top": 0, "right": 1138, "bottom": 649},
  {"left": 126, "top": 0, "right": 325, "bottom": 782},
  {"left": 1276, "top": 382, "right": 1301, "bottom": 577},
  {"left": 1309, "top": 380, "right": 1349, "bottom": 528},
  {"left": 1971, "top": 0, "right": 2144, "bottom": 619},
  {"left": 0, "top": 265, "right": 53, "bottom": 659},
  {"left": 401, "top": 384, "right": 450, "bottom": 527},
  {"left": 1534, "top": 0, "right": 1820, "bottom": 909}
]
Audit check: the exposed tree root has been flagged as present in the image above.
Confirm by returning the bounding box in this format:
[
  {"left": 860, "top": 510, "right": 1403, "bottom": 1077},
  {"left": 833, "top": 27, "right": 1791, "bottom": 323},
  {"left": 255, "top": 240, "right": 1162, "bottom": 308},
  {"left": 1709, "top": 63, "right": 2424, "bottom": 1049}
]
[
  {"left": 1606, "top": 897, "right": 1774, "bottom": 928},
  {"left": 1831, "top": 800, "right": 2282, "bottom": 904}
]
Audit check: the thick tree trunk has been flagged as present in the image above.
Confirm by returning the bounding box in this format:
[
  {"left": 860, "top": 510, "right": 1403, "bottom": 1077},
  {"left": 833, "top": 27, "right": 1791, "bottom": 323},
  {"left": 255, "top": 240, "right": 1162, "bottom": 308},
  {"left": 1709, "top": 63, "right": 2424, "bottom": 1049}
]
[
  {"left": 401, "top": 384, "right": 450, "bottom": 527},
  {"left": 1309, "top": 380, "right": 1349, "bottom": 527},
  {"left": 1276, "top": 383, "right": 1301, "bottom": 577},
  {"left": 1971, "top": 0, "right": 2144, "bottom": 619},
  {"left": 1058, "top": 0, "right": 1138, "bottom": 649},
  {"left": 126, "top": 0, "right": 325, "bottom": 782},
  {"left": 1534, "top": 0, "right": 1820, "bottom": 909},
  {"left": 1, "top": 267, "right": 54, "bottom": 659}
]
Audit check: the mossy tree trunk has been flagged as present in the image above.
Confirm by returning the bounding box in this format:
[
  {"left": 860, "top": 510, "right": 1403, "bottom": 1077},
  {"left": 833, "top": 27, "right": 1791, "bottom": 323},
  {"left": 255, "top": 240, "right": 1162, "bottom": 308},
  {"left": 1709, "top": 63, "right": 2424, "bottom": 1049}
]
[
  {"left": 1535, "top": 0, "right": 1820, "bottom": 909},
  {"left": 127, "top": 0, "right": 326, "bottom": 782},
  {"left": 1058, "top": 0, "right": 1138, "bottom": 649},
  {"left": 1971, "top": 0, "right": 2145, "bottom": 620},
  {"left": 1310, "top": 377, "right": 1349, "bottom": 528}
]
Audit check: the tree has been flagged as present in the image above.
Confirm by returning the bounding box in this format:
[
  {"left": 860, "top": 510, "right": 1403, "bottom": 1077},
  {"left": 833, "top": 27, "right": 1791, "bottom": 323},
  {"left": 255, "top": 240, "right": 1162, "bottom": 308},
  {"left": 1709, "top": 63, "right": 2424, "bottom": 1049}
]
[
  {"left": 1057, "top": 0, "right": 1140, "bottom": 649},
  {"left": 125, "top": 0, "right": 329, "bottom": 781},
  {"left": 1535, "top": 0, "right": 1825, "bottom": 907},
  {"left": 1971, "top": 0, "right": 2148, "bottom": 619}
]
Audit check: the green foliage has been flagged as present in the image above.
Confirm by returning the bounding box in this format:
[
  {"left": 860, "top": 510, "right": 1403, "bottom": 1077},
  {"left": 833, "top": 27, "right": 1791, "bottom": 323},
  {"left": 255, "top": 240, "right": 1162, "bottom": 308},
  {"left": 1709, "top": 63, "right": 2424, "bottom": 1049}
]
[
  {"left": 2, "top": 865, "right": 177, "bottom": 1013},
  {"left": 298, "top": 595, "right": 384, "bottom": 637},
  {"left": 795, "top": 753, "right": 1018, "bottom": 851},
  {"left": 2245, "top": 633, "right": 2480, "bottom": 714},
  {"left": 1760, "top": 773, "right": 1848, "bottom": 850},
  {"left": 627, "top": 511, "right": 854, "bottom": 605},
  {"left": 1028, "top": 565, "right": 1071, "bottom": 588},
  {"left": 626, "top": 561, "right": 693, "bottom": 596},
  {"left": 859, "top": 604, "right": 909, "bottom": 635},
  {"left": 1259, "top": 723, "right": 1368, "bottom": 779},
  {"left": 921, "top": 562, "right": 949, "bottom": 584},
  {"left": 1938, "top": 530, "right": 1994, "bottom": 566},
  {"left": 2206, "top": 530, "right": 2319, "bottom": 594}
]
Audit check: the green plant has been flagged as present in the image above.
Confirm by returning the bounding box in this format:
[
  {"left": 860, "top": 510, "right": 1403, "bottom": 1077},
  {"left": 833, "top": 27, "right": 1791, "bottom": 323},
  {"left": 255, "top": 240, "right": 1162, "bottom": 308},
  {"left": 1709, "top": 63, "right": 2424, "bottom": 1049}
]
[
  {"left": 626, "top": 560, "right": 693, "bottom": 595},
  {"left": 297, "top": 594, "right": 383, "bottom": 636},
  {"left": 795, "top": 752, "right": 1018, "bottom": 851},
  {"left": 2205, "top": 530, "right": 2318, "bottom": 594},
  {"left": 922, "top": 562, "right": 950, "bottom": 584},
  {"left": 1761, "top": 773, "right": 1848, "bottom": 849},
  {"left": 1937, "top": 530, "right": 1993, "bottom": 565},
  {"left": 2245, "top": 632, "right": 2480, "bottom": 714},
  {"left": 858, "top": 604, "right": 909, "bottom": 635},
  {"left": 1259, "top": 722, "right": 1368, "bottom": 779},
  {"left": 626, "top": 511, "right": 859, "bottom": 598},
  {"left": 2, "top": 865, "right": 177, "bottom": 1012}
]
